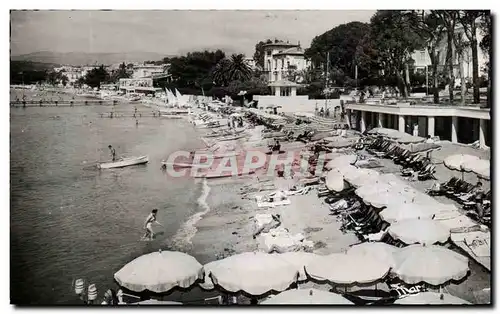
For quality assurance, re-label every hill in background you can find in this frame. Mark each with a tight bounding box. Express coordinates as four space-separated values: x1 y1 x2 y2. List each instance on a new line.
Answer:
11 51 171 66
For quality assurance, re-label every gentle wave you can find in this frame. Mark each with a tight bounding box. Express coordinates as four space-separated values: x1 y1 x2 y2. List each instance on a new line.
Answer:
170 178 211 250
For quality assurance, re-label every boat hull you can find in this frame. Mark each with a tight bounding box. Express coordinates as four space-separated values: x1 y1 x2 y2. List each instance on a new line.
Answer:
195 169 255 179
99 156 149 169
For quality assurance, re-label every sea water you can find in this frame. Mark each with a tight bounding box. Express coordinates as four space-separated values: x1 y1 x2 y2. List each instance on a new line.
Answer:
10 100 212 304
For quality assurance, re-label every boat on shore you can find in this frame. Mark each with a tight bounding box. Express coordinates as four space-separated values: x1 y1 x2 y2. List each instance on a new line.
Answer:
217 134 246 142
160 115 184 119
194 169 256 179
203 128 246 138
98 156 149 169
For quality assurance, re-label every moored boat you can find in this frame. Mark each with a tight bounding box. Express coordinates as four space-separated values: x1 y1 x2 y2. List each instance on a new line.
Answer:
99 156 149 169
217 134 246 142
194 168 256 179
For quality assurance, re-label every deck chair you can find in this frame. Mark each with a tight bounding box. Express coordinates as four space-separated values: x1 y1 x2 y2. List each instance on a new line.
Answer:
417 164 436 181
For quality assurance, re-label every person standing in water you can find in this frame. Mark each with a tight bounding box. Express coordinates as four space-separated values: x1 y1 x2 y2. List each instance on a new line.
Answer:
108 145 116 161
143 209 162 240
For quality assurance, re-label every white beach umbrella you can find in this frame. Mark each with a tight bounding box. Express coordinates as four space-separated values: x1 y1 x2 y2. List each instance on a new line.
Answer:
388 219 450 246
392 245 469 286
114 250 204 293
343 167 380 188
260 288 354 305
444 154 480 171
357 189 414 209
325 169 346 192
461 158 490 180
276 252 321 281
305 253 391 285
325 154 358 170
347 242 399 268
394 292 471 305
200 252 299 296
380 203 437 223
133 300 183 305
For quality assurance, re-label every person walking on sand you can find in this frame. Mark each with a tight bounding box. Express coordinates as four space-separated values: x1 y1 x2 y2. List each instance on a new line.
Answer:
142 209 162 240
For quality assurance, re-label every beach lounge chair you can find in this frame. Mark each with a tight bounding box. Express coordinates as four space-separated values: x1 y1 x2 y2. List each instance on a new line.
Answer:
400 166 414 177
393 149 411 164
399 153 418 168
431 177 459 196
360 229 389 242
331 199 362 215
444 179 465 197
417 164 436 181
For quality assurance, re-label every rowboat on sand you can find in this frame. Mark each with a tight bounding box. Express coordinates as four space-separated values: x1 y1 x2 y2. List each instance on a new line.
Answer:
194 169 256 179
99 156 149 169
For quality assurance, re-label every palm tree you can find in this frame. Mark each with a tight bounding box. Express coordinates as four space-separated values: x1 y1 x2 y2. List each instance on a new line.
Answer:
211 58 231 86
227 54 252 82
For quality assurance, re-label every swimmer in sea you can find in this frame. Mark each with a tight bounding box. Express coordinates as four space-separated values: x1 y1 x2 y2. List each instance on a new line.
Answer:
142 209 162 240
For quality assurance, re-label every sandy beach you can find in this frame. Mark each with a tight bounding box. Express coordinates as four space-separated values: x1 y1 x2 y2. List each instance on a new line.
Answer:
183 110 491 304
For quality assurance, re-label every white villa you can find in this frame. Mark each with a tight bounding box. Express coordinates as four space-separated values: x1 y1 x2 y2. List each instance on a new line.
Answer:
411 23 488 85
263 40 311 83
119 64 169 95
132 64 166 79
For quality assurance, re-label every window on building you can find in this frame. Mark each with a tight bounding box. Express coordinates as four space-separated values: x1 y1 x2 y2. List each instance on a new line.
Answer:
287 61 290 68
420 50 426 61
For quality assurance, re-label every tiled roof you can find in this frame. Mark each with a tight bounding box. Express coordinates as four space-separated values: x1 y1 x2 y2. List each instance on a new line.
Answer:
263 40 299 48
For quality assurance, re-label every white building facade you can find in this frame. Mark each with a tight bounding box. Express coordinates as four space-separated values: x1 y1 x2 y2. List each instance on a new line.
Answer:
263 40 310 83
132 65 166 79
411 24 489 85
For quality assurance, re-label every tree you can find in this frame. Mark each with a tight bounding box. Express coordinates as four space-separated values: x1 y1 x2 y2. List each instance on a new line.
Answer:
168 49 225 90
211 54 252 87
354 31 383 88
61 75 68 87
110 62 131 83
453 30 469 105
10 61 48 85
479 11 491 107
458 10 485 104
211 58 231 86
82 65 110 89
226 54 252 82
370 10 424 98
406 10 446 103
253 39 273 69
305 22 370 84
225 75 269 96
46 70 63 85
433 10 460 104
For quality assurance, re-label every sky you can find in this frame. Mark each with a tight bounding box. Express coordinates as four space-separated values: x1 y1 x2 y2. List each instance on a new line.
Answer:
10 10 375 57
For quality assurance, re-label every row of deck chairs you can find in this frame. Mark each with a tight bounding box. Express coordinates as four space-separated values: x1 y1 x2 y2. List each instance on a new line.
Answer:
366 138 436 181
316 184 394 243
427 177 491 227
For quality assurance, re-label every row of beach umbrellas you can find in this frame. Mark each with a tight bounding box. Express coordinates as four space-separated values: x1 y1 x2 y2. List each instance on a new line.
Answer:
324 155 465 245
113 246 470 304
444 154 490 180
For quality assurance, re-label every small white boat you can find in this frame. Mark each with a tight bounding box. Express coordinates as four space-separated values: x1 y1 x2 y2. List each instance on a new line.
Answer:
99 156 149 169
194 169 255 179
161 161 205 169
218 134 246 142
